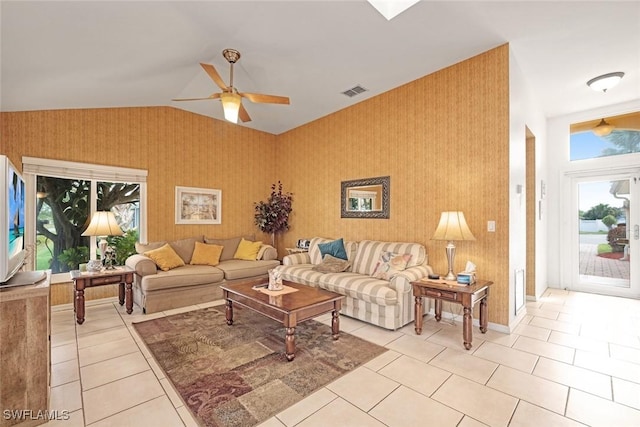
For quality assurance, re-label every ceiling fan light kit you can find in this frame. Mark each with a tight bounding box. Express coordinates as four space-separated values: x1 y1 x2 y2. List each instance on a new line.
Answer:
173 48 289 124
221 92 241 123
586 72 624 92
592 118 615 137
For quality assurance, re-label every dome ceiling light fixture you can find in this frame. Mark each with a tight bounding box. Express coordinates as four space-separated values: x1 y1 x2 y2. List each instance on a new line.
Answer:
586 72 625 93
592 118 615 137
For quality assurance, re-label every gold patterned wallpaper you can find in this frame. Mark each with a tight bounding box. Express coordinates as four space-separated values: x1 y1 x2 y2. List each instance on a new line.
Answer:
1 45 511 325
2 107 278 242
278 45 510 324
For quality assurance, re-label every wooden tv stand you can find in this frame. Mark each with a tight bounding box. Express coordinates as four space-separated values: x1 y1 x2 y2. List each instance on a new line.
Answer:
0 271 51 427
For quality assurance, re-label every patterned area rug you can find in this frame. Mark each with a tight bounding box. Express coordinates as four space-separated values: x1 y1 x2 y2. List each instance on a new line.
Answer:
133 305 387 427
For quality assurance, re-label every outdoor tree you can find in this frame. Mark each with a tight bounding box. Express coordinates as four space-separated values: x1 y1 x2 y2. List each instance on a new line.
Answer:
582 203 621 220
601 130 640 157
601 214 617 229
36 178 139 272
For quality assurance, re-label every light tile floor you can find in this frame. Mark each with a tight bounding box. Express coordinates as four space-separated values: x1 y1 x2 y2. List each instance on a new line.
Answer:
45 288 640 426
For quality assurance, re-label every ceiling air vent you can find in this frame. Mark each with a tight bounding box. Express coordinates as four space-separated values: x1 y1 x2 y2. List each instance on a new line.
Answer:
341 85 368 98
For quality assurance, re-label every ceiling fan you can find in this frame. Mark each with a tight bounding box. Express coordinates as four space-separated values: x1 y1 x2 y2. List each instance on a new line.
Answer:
173 48 290 123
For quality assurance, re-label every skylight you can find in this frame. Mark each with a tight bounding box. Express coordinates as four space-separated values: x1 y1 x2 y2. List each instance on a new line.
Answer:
367 0 420 20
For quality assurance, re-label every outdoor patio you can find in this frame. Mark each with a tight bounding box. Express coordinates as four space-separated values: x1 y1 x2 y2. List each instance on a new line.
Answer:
580 243 630 280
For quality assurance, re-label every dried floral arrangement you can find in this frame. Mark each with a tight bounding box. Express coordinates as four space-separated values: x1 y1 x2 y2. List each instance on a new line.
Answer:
254 181 293 245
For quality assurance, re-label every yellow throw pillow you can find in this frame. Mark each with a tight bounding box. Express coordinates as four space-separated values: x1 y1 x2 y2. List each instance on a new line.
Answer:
190 242 223 266
144 243 185 271
233 238 263 261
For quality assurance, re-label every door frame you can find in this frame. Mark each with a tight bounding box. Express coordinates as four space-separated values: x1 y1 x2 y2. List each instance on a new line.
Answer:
564 167 639 298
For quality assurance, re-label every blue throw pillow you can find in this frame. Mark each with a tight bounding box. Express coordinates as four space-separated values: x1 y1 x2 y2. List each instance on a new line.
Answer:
317 238 348 261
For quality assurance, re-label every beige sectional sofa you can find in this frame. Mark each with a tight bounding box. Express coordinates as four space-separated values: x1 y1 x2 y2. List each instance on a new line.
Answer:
277 237 433 330
125 235 280 313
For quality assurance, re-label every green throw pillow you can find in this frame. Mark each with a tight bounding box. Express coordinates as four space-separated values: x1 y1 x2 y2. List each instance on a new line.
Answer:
317 238 348 260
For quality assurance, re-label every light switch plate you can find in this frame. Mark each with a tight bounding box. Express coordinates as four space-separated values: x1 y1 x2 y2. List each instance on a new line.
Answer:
488 221 496 232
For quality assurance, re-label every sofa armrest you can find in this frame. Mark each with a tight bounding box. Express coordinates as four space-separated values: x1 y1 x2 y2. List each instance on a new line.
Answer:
259 245 278 261
125 254 158 277
389 264 434 294
282 252 311 265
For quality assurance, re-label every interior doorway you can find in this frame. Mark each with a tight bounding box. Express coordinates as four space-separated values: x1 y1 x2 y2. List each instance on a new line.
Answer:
525 127 536 304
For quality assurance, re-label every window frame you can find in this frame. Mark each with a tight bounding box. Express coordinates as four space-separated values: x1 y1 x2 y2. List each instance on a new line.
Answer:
22 157 147 283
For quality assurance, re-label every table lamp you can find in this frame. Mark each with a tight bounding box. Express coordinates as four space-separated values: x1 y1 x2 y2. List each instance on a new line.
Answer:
431 211 475 280
82 211 124 271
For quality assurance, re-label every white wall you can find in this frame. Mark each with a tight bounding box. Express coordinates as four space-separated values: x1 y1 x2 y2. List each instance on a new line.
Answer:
546 99 640 291
508 47 548 327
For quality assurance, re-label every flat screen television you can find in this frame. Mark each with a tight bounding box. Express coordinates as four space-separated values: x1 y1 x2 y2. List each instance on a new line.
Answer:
0 155 27 284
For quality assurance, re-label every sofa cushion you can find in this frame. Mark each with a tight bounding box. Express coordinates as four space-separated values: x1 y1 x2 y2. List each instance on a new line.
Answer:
317 273 398 306
317 238 348 260
216 259 280 281
352 240 426 276
190 242 223 266
312 254 351 273
140 264 224 292
233 238 263 260
135 240 166 254
169 236 203 264
144 244 185 271
204 235 255 261
276 264 324 287
371 252 412 280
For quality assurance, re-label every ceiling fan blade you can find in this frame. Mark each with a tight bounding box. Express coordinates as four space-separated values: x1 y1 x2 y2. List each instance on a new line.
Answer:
172 93 221 102
239 92 290 105
239 103 251 123
200 63 227 90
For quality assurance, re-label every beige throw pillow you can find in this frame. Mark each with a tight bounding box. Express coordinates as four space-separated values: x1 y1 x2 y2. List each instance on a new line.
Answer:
312 254 351 273
371 251 412 280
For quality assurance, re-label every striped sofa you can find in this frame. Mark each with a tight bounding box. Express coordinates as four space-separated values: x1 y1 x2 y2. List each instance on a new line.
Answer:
278 238 433 330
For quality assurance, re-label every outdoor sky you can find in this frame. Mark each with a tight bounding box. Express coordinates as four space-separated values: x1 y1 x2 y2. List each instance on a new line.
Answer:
571 131 626 212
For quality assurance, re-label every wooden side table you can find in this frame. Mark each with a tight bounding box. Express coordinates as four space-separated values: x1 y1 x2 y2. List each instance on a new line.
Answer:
70 266 134 324
410 279 492 350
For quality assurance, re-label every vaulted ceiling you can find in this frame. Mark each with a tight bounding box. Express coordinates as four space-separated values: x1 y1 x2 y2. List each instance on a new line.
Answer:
2 1 639 135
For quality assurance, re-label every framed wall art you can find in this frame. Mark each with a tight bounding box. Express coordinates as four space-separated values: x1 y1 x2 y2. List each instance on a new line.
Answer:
175 186 221 225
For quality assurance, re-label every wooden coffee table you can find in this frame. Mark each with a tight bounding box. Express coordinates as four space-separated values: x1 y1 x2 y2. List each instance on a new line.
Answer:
221 278 344 361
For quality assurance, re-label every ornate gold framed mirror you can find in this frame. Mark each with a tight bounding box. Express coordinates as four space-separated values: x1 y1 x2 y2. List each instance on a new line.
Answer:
341 176 390 219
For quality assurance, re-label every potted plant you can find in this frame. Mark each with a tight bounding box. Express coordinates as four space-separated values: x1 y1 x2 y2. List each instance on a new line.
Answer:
254 182 293 246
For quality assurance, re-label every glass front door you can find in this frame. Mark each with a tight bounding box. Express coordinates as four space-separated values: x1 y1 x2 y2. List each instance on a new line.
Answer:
572 172 639 297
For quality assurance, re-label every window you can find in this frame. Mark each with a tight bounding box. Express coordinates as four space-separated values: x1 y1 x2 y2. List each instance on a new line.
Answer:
570 130 640 161
570 111 640 161
23 158 147 281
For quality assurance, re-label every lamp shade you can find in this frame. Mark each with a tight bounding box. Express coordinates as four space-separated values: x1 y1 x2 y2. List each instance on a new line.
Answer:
220 92 241 123
431 211 475 241
82 211 124 237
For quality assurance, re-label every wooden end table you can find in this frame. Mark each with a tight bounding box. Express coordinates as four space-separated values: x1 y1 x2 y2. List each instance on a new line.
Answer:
70 266 134 324
410 279 492 350
221 278 344 361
